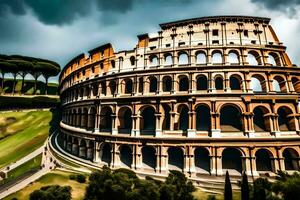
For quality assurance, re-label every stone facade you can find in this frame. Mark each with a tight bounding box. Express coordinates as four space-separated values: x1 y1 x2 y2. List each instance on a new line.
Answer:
58 16 300 178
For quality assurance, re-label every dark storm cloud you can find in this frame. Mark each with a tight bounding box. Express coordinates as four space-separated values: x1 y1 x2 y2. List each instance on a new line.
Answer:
0 0 189 26
251 0 300 17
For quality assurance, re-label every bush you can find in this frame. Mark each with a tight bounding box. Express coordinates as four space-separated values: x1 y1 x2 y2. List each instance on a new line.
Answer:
29 185 71 200
76 174 86 183
69 174 76 180
207 195 216 200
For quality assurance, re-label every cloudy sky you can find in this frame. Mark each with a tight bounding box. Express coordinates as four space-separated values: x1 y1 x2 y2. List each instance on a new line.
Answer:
0 0 300 82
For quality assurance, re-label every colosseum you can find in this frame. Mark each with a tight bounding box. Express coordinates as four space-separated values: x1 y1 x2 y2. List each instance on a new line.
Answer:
56 16 300 180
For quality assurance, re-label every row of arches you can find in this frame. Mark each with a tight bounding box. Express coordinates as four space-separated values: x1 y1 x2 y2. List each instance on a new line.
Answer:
62 104 298 134
133 50 284 66
62 73 300 104
61 135 300 174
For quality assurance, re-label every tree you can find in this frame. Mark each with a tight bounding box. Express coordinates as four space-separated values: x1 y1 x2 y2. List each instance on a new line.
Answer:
29 185 72 200
6 61 19 95
272 172 300 200
224 171 232 200
38 61 60 95
250 178 272 200
241 172 249 200
0 61 13 94
11 60 33 94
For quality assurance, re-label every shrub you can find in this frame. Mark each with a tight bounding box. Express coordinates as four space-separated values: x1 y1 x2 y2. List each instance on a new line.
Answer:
29 185 71 200
76 174 86 183
69 174 76 180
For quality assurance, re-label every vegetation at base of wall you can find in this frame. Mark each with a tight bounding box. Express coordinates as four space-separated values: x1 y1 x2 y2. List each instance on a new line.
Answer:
84 167 196 200
3 170 88 200
69 174 86 183
0 110 53 168
0 79 58 95
0 96 60 110
0 154 42 185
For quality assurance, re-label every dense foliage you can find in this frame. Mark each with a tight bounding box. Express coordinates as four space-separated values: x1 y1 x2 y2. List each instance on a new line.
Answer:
29 185 71 200
224 171 232 200
0 54 60 95
0 96 59 110
84 166 195 200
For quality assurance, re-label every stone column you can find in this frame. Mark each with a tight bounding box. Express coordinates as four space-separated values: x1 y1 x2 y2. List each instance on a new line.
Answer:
187 111 196 137
93 141 100 163
155 113 163 137
111 113 118 135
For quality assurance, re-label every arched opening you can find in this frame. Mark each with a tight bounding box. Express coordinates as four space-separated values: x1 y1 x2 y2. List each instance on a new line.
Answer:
164 54 173 65
162 104 171 130
215 77 223 90
251 75 266 92
72 138 79 156
92 83 98 97
118 107 132 134
109 81 116 95
87 141 94 161
81 108 88 128
220 105 242 132
268 53 281 66
194 147 210 174
100 81 106 95
196 52 206 64
76 109 82 127
178 52 188 65
142 146 156 170
140 106 156 135
138 77 143 93
150 55 158 66
230 75 242 90
278 107 295 131
120 145 132 168
100 107 112 132
124 79 133 94
79 140 87 158
248 51 261 65
273 76 287 93
88 107 96 130
101 143 112 166
283 148 299 171
130 56 135 66
292 77 300 93
163 76 172 92
168 147 184 171
228 51 239 64
222 148 243 174
253 106 270 132
179 76 189 91
255 149 274 172
197 75 208 91
178 105 189 131
196 105 211 131
212 51 222 64
149 76 157 93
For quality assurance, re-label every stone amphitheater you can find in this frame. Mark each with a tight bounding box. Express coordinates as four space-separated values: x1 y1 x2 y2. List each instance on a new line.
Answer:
55 16 300 184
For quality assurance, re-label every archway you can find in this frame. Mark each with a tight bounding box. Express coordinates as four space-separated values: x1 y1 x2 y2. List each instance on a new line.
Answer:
228 51 239 64
142 146 156 170
248 51 261 65
100 107 112 132
212 51 222 64
196 105 211 131
164 54 173 65
88 107 96 130
178 105 189 131
81 108 88 128
222 148 243 174
179 76 189 91
283 148 299 170
101 143 112 166
278 107 295 131
194 147 210 174
196 52 206 64
197 75 208 91
162 104 171 130
149 76 157 93
292 77 300 93
163 76 172 92
255 149 274 172
118 107 132 134
79 140 87 158
215 77 223 90
253 106 270 132
178 52 188 65
230 75 242 90
140 106 156 135
72 138 79 156
109 81 116 95
168 147 184 171
251 74 266 92
120 145 132 168
124 79 133 94
220 105 242 132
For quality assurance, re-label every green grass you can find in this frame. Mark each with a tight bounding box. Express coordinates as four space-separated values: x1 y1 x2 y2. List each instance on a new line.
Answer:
4 170 88 200
193 189 241 200
0 154 42 185
7 154 42 180
0 110 52 168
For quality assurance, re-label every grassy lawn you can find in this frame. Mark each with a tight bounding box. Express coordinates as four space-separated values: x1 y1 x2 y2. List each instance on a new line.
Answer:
4 170 88 200
193 189 241 200
0 110 52 168
6 154 42 181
